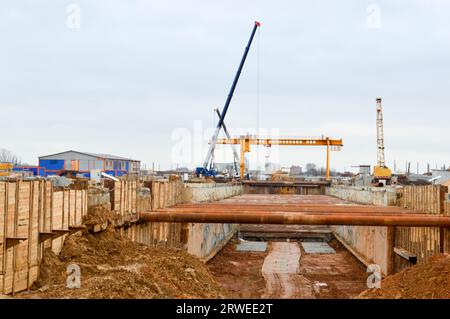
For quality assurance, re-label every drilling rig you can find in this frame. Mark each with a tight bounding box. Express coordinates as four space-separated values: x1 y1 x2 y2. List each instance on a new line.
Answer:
373 98 392 185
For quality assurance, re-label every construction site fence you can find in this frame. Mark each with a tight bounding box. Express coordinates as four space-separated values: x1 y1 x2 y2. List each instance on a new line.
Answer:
329 184 449 275
395 185 449 272
0 178 186 295
0 180 88 294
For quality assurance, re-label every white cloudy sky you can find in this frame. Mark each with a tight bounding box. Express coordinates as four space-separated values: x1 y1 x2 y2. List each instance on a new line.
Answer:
1 0 449 172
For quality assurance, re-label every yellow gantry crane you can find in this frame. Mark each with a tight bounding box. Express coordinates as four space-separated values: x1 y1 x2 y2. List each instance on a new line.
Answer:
216 135 343 180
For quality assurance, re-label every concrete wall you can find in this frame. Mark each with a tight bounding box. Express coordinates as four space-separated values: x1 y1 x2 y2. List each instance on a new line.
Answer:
182 183 242 203
326 185 397 206
327 185 398 275
184 183 243 261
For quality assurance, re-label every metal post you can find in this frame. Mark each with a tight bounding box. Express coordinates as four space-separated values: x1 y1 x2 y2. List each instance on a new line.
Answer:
240 139 246 179
326 139 330 181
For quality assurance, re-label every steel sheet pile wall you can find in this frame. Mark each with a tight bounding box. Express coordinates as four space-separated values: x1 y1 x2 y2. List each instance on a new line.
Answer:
0 181 87 294
395 185 447 272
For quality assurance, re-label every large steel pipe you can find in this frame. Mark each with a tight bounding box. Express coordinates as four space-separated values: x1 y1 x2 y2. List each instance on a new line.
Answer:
162 206 427 215
140 211 450 227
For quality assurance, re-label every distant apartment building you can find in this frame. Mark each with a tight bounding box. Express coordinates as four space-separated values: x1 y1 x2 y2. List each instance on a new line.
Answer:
289 165 302 176
38 150 140 177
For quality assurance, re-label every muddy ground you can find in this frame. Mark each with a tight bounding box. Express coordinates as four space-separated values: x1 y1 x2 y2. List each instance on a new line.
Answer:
207 238 267 298
358 254 450 299
207 237 368 299
17 227 225 299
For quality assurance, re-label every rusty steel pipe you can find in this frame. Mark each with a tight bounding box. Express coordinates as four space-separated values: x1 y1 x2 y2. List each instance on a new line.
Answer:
140 211 450 227
161 206 426 215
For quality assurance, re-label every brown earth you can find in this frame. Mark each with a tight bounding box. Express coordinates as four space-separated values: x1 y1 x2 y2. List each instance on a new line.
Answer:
298 239 368 299
207 237 369 299
17 226 225 299
207 239 267 298
358 254 450 299
83 205 121 226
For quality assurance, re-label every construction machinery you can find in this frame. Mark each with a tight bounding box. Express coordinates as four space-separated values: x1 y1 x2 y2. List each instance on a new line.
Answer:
215 135 343 180
0 163 13 177
214 108 240 176
373 98 392 185
196 21 260 177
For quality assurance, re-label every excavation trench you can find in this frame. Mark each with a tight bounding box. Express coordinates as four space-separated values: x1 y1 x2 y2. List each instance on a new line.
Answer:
206 225 369 299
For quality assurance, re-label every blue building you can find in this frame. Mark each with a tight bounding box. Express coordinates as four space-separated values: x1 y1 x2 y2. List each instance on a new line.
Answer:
38 150 140 177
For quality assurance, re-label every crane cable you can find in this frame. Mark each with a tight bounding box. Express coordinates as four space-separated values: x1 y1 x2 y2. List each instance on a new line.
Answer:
256 26 261 168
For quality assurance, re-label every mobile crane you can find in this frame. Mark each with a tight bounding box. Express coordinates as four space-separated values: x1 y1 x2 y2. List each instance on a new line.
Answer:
196 21 260 177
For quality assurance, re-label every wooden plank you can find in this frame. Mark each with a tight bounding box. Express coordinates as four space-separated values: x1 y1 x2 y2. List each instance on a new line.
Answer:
0 183 5 280
394 247 417 264
13 181 31 294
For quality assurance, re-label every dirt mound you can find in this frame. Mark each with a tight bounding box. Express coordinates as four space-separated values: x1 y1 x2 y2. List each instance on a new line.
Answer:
83 205 120 226
19 227 225 299
357 254 450 299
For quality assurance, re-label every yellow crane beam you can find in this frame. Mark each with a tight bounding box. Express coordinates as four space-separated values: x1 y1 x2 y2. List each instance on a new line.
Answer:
215 136 343 180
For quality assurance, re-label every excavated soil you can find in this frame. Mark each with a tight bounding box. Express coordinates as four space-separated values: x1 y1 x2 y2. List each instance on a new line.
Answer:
83 205 122 226
358 254 450 299
17 227 225 299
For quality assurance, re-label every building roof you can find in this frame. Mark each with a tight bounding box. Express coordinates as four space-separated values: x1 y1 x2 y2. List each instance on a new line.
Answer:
39 150 139 162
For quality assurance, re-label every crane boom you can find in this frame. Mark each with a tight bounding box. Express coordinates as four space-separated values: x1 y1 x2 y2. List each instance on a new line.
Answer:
197 21 260 176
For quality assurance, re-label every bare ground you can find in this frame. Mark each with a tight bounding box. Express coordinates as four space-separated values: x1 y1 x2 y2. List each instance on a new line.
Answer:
207 237 368 299
17 227 225 299
358 254 450 299
207 238 268 298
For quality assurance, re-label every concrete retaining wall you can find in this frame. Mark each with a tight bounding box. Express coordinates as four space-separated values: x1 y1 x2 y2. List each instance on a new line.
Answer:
326 185 397 206
182 183 243 203
184 183 243 261
327 185 398 275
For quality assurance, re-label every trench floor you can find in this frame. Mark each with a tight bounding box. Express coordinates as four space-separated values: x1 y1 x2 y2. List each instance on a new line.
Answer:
206 225 368 299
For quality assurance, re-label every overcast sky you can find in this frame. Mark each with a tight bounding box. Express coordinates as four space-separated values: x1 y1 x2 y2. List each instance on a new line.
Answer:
1 0 449 172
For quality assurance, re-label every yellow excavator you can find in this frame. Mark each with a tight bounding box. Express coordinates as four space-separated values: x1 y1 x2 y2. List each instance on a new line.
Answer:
373 98 392 185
